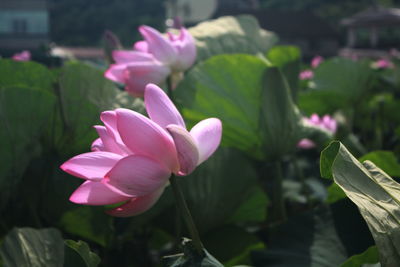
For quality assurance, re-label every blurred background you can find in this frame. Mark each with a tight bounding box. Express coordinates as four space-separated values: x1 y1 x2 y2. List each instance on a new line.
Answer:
2 0 400 61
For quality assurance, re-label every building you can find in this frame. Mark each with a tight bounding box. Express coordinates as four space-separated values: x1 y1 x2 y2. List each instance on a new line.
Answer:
0 0 49 52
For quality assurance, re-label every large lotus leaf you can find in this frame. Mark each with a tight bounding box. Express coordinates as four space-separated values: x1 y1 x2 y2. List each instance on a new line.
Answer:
266 45 301 102
54 61 135 155
0 228 64 267
299 58 373 115
327 150 400 204
340 246 379 267
251 206 347 267
64 240 100 267
0 59 55 92
259 67 303 160
175 54 303 160
320 141 400 266
174 54 266 159
189 15 278 62
226 186 268 224
0 87 56 210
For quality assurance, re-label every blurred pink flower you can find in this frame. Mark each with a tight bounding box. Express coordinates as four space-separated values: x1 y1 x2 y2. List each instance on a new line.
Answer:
371 58 394 69
298 114 337 149
61 84 221 217
299 69 314 80
12 50 31 61
105 26 196 97
311 55 323 68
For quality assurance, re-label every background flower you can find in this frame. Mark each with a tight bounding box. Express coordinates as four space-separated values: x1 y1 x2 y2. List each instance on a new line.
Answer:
105 26 196 97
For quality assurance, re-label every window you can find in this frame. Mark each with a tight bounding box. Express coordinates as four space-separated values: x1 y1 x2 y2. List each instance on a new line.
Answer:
12 19 27 33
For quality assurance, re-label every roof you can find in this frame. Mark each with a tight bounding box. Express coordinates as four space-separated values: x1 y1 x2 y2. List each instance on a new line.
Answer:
50 46 104 59
341 6 400 27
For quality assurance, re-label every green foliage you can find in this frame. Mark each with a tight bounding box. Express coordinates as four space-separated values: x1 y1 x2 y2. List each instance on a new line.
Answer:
359 151 400 177
175 54 304 160
0 228 100 267
251 206 348 266
59 207 113 247
176 148 266 233
54 62 123 154
203 226 264 266
175 54 266 158
260 67 303 160
227 186 268 224
320 141 400 266
0 228 65 267
162 239 224 267
299 58 373 115
0 86 56 209
189 15 278 63
0 60 55 92
340 246 379 267
266 45 301 101
64 240 101 267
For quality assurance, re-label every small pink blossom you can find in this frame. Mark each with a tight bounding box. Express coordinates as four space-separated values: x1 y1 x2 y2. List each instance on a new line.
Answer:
371 58 394 69
61 84 221 217
311 55 323 68
12 50 31 61
299 69 314 80
298 114 337 149
105 26 196 97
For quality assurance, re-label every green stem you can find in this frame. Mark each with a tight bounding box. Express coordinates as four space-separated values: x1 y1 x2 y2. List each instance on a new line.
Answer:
293 158 311 206
271 161 287 223
170 174 204 255
54 80 69 133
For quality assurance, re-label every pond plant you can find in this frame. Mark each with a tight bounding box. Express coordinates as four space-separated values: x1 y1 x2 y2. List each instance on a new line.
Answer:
1 15 400 267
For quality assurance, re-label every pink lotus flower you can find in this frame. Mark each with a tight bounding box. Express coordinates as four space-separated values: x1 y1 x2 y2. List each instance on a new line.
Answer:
298 114 337 149
299 69 314 80
61 84 221 217
311 55 323 68
371 58 394 69
12 50 31 61
105 26 196 97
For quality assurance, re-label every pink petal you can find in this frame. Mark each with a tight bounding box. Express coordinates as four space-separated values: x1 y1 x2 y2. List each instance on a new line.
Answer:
104 64 126 83
123 61 171 97
106 186 165 217
133 40 149 52
91 138 104 151
189 118 222 165
104 155 170 197
60 151 123 181
115 108 179 171
139 25 177 64
309 114 320 124
94 126 128 155
166 125 199 176
297 138 316 149
112 50 154 63
169 28 197 71
144 83 185 129
100 112 132 154
69 180 130 205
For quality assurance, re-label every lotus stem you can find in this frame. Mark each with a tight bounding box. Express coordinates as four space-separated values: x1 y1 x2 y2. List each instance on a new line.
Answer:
170 174 204 255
